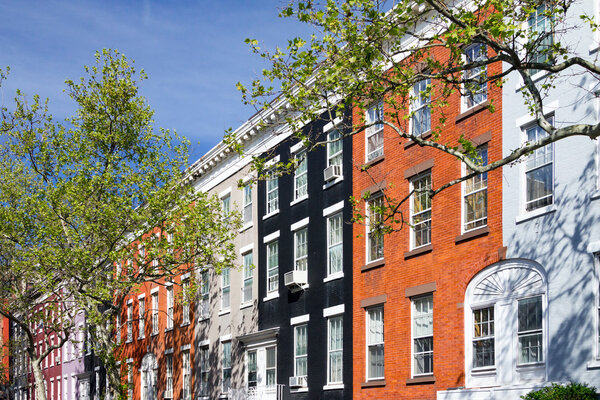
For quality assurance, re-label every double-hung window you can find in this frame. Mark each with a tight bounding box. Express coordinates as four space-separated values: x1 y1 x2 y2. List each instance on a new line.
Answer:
126 303 133 342
182 279 190 325
464 43 487 109
182 350 191 400
366 101 384 161
294 325 308 381
222 341 232 393
528 3 554 70
463 146 488 231
518 296 543 364
200 271 209 319
266 346 277 386
243 184 252 225
151 292 159 335
221 194 231 221
412 294 434 376
166 286 174 330
242 251 253 304
366 195 384 262
411 79 431 136
221 268 231 311
247 350 257 389
199 346 209 397
525 122 553 211
327 213 343 276
116 314 121 344
267 240 279 294
126 362 133 400
410 172 432 248
366 306 384 380
473 307 495 368
327 128 343 168
294 150 308 200
328 316 343 384
266 169 279 215
165 354 173 399
294 228 308 272
138 297 145 339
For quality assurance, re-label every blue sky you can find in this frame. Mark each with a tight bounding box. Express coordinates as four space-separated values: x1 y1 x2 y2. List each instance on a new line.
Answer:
0 0 310 161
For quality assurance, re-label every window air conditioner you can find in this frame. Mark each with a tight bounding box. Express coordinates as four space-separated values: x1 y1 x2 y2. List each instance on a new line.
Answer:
289 376 307 388
323 165 342 182
284 270 308 292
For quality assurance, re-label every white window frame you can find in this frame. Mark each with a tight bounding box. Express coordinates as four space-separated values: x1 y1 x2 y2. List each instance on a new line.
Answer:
182 349 191 400
527 2 554 70
327 315 343 385
165 354 173 399
410 172 432 249
138 296 145 339
246 350 258 389
517 295 544 365
116 314 121 344
294 227 308 272
462 145 488 232
199 345 209 397
410 78 431 137
327 212 343 276
266 346 277 387
411 294 434 377
242 251 253 305
265 166 279 216
126 302 133 343
366 194 384 263
151 292 159 336
166 285 174 330
127 362 133 400
266 239 279 296
523 120 554 212
243 183 253 226
365 101 384 161
294 324 308 382
222 341 232 394
221 268 231 311
366 306 384 381
200 270 210 320
462 43 488 111
181 279 190 325
293 149 308 201
472 306 495 369
327 127 343 168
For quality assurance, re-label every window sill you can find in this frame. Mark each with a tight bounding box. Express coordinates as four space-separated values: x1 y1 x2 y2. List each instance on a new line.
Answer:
151 332 159 337
456 101 490 123
455 226 489 244
323 272 344 283
590 43 600 55
262 210 279 221
125 340 132 344
323 176 344 190
263 292 279 302
290 194 309 207
164 327 173 333
198 316 210 322
404 244 433 259
240 302 253 310
137 335 145 340
516 362 545 370
590 189 600 201
361 379 386 388
323 384 344 390
406 375 436 385
239 223 253 233
404 131 432 149
586 359 600 369
218 309 231 316
361 259 385 272
180 322 190 328
362 154 385 169
290 387 309 393
471 367 496 376
515 204 556 224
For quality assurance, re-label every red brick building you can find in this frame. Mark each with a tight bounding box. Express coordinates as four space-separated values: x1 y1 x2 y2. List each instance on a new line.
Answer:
352 45 505 398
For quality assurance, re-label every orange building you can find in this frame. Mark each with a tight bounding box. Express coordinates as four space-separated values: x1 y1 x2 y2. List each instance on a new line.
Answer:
352 44 505 399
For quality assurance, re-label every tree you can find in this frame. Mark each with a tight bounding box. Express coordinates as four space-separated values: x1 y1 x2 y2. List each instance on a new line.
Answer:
0 50 238 400
238 0 600 229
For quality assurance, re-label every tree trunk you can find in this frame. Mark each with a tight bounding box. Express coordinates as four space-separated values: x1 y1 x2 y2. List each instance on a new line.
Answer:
29 357 47 400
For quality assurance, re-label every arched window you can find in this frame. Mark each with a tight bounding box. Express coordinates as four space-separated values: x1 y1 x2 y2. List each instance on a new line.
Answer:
464 260 547 389
140 353 157 400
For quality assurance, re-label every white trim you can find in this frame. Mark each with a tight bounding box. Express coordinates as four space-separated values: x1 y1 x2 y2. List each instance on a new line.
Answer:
165 348 174 355
291 217 310 231
137 294 145 299
515 100 559 127
290 194 309 206
263 230 280 243
180 344 191 351
218 309 231 316
239 222 254 232
242 174 254 184
198 339 210 347
150 287 160 294
323 201 345 217
127 299 133 305
239 243 254 254
262 210 280 220
165 281 173 287
181 272 191 281
323 117 343 133
290 142 304 153
263 293 279 302
323 304 345 317
588 241 600 254
220 334 232 342
323 176 344 190
290 314 310 326
323 384 345 390
126 358 133 363
264 155 281 168
323 272 344 283
515 204 557 224
218 187 232 199
240 302 253 310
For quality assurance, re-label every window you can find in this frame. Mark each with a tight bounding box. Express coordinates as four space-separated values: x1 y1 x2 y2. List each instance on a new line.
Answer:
294 228 308 272
366 101 384 161
366 306 384 380
116 314 121 344
294 325 308 380
327 128 343 167
182 279 190 325
166 286 174 330
518 296 543 364
410 172 432 248
221 268 230 311
151 292 159 335
328 316 343 384
528 2 554 69
222 341 232 393
243 184 252 225
294 150 308 200
266 346 277 387
200 271 210 319
473 307 495 368
126 303 133 342
267 241 279 294
266 169 279 215
412 295 433 376
410 79 431 136
138 298 145 339
247 350 257 389
127 362 133 400
464 43 487 109
525 123 553 211
242 252 253 304
327 213 343 276
366 195 384 262
221 194 231 222
463 146 488 231
182 350 191 400
199 346 209 397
